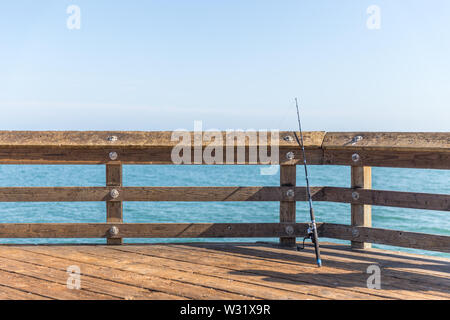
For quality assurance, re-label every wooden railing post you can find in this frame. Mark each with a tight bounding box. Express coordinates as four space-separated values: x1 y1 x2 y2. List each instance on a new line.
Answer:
351 166 372 249
280 165 296 247
106 163 123 245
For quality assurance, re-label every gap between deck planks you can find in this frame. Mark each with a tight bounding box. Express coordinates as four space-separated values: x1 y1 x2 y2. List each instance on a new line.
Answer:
0 242 448 300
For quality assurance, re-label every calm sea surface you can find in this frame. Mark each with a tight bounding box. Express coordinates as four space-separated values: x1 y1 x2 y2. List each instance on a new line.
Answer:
0 165 448 258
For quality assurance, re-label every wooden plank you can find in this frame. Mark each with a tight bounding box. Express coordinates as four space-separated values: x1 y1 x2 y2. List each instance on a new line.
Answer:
0 130 324 165
107 246 383 300
24 245 375 300
0 131 326 148
323 149 450 169
106 164 122 245
0 256 179 300
320 223 450 253
3 243 448 300
0 223 313 238
322 187 450 211
0 186 446 211
189 243 449 299
351 166 372 249
8 246 244 300
0 131 448 167
297 242 450 289
280 165 296 247
0 147 323 165
2 147 446 167
322 132 450 152
0 268 114 299
17 246 289 300
0 186 323 202
0 285 51 300
65 246 315 300
114 244 442 300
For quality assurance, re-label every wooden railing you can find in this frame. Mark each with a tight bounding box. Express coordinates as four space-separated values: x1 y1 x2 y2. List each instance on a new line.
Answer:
0 131 448 253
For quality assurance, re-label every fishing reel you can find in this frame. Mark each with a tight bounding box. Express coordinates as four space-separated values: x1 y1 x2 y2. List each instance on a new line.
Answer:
296 224 316 251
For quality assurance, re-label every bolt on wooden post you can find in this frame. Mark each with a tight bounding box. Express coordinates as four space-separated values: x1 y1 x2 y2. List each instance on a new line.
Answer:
351 166 372 249
280 165 296 247
106 163 123 245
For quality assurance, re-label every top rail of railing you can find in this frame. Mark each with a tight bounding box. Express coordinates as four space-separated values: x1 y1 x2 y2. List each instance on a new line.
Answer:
0 131 448 168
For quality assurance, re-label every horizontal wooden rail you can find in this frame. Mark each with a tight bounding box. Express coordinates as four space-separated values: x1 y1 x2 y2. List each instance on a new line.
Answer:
0 223 311 239
1 221 448 253
0 148 322 165
0 186 447 211
319 223 450 253
0 131 448 168
321 187 450 211
0 186 315 202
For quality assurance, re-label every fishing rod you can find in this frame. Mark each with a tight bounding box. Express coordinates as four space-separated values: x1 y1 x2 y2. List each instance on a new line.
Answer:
293 98 322 267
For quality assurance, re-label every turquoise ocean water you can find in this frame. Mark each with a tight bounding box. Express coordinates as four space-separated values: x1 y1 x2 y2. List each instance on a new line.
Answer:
0 165 448 258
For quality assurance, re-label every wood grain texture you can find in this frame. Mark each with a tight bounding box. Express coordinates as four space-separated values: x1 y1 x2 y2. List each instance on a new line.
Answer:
323 149 450 169
351 166 372 249
0 186 321 202
322 132 450 152
0 243 448 300
0 147 324 165
321 187 450 211
0 186 446 211
280 166 296 247
0 131 447 168
320 223 450 253
0 223 312 239
0 131 326 148
106 164 122 245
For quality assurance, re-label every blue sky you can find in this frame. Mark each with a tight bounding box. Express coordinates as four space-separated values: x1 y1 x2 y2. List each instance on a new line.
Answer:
0 0 449 131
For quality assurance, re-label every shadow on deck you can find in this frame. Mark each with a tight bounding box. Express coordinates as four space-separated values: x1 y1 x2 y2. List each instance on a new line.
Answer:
0 242 448 300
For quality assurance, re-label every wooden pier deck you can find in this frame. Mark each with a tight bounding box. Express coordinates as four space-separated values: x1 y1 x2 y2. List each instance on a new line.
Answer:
0 242 448 300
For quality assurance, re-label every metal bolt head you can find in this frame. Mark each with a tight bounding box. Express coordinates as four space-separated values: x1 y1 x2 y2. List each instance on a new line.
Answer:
286 152 295 160
285 225 294 236
109 226 119 237
109 151 118 161
352 153 360 162
352 191 360 200
283 135 294 142
110 189 120 199
352 135 363 145
352 228 359 237
286 189 295 198
107 135 118 142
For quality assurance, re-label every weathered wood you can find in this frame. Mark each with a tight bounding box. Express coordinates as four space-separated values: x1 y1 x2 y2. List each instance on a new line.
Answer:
0 243 448 300
145 244 449 299
280 165 297 247
0 131 324 165
1 147 446 168
0 131 326 148
0 186 321 202
106 164 122 245
0 186 446 211
319 223 450 253
351 166 372 249
323 132 450 152
0 147 324 165
321 187 450 211
0 223 312 238
0 256 180 300
323 149 450 169
321 132 450 169
0 268 113 299
0 131 448 168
